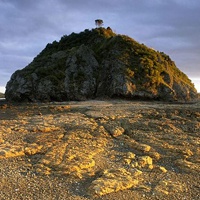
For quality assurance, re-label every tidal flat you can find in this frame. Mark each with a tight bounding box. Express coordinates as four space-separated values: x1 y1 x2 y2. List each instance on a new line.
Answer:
0 100 199 200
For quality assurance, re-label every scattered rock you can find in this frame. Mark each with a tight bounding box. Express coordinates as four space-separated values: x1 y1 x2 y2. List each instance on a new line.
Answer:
111 126 125 137
155 166 168 173
126 152 136 159
0 143 25 158
137 156 153 168
175 159 200 173
154 180 185 196
89 168 138 196
135 143 151 152
24 143 43 155
147 151 161 160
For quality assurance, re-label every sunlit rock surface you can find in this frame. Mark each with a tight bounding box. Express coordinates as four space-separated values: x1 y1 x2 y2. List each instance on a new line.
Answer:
0 100 199 199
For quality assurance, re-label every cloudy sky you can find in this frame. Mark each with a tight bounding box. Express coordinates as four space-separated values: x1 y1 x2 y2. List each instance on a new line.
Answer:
1 0 200 93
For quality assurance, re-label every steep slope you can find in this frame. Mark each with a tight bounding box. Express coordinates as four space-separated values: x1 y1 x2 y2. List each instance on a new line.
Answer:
5 27 198 102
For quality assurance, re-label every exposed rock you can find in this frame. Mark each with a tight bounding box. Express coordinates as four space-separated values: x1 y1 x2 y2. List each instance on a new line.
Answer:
126 152 136 159
0 143 43 158
110 126 125 137
135 143 151 152
24 143 43 155
175 159 200 173
89 168 139 196
35 127 108 178
0 143 25 158
123 152 136 165
137 156 153 168
64 45 99 100
153 166 168 173
154 180 185 196
0 101 199 199
5 28 198 102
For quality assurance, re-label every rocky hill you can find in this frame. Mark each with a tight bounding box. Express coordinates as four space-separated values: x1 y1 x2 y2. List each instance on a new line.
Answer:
5 27 198 102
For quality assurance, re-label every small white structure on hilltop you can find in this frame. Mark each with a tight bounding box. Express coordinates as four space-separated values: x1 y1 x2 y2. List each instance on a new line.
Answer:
95 19 103 27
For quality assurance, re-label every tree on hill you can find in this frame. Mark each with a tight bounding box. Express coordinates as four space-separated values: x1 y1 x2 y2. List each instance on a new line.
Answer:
95 19 103 27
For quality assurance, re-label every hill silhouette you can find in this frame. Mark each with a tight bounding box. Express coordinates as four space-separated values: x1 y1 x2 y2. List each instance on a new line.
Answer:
5 27 198 102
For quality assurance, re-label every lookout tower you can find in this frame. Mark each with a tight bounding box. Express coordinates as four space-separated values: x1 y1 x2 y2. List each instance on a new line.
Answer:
95 19 103 27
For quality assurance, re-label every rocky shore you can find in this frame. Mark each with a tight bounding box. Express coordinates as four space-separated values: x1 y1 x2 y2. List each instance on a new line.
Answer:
0 100 199 199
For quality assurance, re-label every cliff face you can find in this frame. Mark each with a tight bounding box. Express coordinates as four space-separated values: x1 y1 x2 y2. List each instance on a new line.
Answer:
5 27 198 102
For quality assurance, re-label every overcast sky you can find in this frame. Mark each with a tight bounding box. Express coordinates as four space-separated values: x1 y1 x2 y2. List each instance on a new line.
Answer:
1 0 200 93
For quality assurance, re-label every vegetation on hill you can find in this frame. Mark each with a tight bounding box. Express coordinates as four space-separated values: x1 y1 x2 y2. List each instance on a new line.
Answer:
5 27 197 102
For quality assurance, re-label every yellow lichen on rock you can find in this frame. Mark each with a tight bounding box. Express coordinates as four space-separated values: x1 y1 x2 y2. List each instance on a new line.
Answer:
24 143 43 155
111 126 125 137
89 168 138 196
137 156 153 168
0 144 25 158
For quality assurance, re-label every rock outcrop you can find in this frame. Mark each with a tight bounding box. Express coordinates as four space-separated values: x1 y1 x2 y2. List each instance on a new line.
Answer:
1 101 199 198
5 27 198 102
